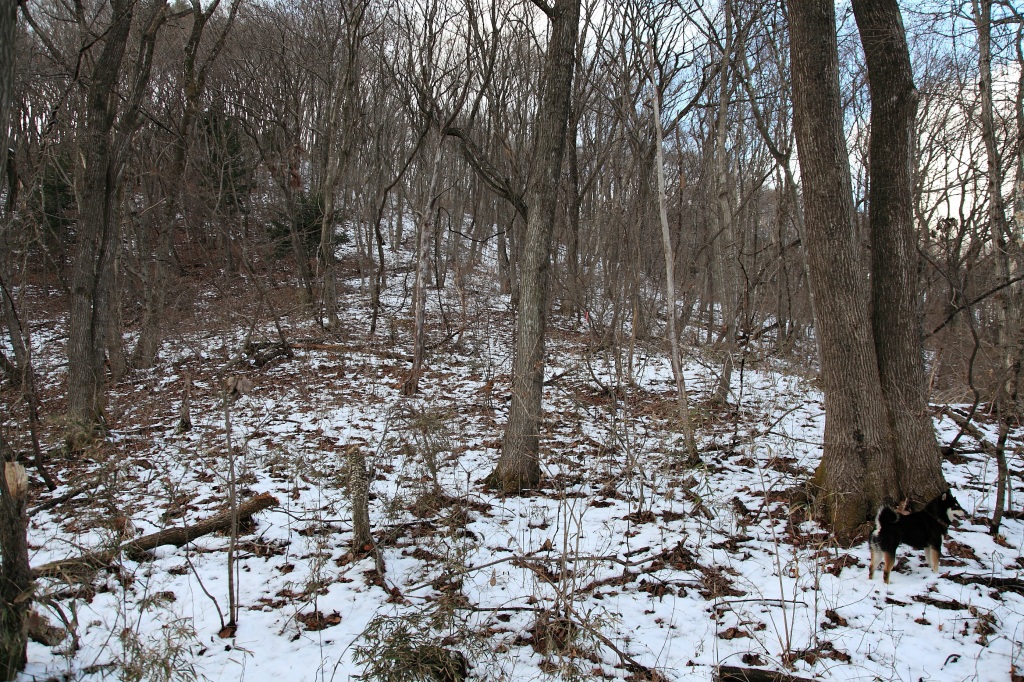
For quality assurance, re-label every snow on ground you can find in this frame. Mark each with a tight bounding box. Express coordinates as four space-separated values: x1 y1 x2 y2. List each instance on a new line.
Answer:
8 253 1024 682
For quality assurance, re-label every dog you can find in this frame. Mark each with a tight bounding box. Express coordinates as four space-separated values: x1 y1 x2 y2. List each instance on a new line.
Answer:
868 490 965 583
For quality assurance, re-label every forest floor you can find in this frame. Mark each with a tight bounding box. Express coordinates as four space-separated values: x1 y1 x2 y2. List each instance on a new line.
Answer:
5 245 1024 682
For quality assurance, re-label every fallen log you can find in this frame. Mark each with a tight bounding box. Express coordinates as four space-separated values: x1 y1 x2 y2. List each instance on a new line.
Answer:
33 493 280 579
715 666 816 682
939 407 999 456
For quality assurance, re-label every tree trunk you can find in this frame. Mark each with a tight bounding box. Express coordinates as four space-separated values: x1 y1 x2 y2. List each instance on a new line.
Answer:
318 4 364 330
0 463 29 680
972 0 1020 416
712 0 739 408
853 0 947 506
404 135 443 396
347 445 373 554
0 0 10 199
489 0 580 493
0 5 32 676
68 0 166 432
651 46 699 465
788 0 898 534
32 492 280 578
66 0 137 429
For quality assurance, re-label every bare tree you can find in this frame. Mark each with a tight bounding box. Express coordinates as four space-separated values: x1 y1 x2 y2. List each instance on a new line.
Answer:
853 0 947 506
317 0 370 330
650 45 698 464
788 0 898 533
67 0 167 431
131 0 242 369
487 0 581 492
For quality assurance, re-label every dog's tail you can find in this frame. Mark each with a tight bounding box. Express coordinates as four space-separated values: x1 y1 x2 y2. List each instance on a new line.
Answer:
872 506 900 537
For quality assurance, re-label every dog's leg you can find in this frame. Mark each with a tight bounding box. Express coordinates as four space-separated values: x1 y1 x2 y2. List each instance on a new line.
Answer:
869 544 878 580
883 552 895 584
927 546 939 572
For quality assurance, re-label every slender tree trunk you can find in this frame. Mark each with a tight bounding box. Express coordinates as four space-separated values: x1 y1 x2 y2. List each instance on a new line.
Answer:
319 5 364 330
489 0 581 492
0 0 10 198
650 46 699 465
853 0 947 505
972 0 1020 416
404 135 443 396
497 215 512 294
712 0 739 407
288 194 315 308
788 0 898 534
0 275 57 491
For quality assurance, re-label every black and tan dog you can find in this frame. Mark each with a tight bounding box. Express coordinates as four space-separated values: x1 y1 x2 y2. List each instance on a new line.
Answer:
868 491 966 583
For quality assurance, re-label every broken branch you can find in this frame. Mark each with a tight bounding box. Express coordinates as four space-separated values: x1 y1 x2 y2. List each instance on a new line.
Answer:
33 492 279 579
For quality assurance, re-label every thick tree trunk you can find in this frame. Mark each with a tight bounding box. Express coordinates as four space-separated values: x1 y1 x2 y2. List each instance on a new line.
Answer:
346 445 373 554
66 0 136 429
788 0 898 534
68 0 166 430
489 0 580 493
853 0 947 506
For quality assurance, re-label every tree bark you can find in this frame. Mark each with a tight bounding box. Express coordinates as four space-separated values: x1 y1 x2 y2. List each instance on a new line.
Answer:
853 0 947 506
67 0 135 428
971 0 1021 417
318 0 366 331
788 0 898 533
346 445 373 554
0 0 10 198
489 0 581 493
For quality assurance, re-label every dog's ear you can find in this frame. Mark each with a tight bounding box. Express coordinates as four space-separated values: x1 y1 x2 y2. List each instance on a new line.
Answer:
941 492 948 501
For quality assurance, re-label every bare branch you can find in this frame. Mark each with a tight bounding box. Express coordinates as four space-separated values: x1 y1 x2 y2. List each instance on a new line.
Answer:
529 0 556 19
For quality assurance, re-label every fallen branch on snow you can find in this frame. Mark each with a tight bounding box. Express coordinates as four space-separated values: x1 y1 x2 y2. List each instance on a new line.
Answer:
33 492 280 579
